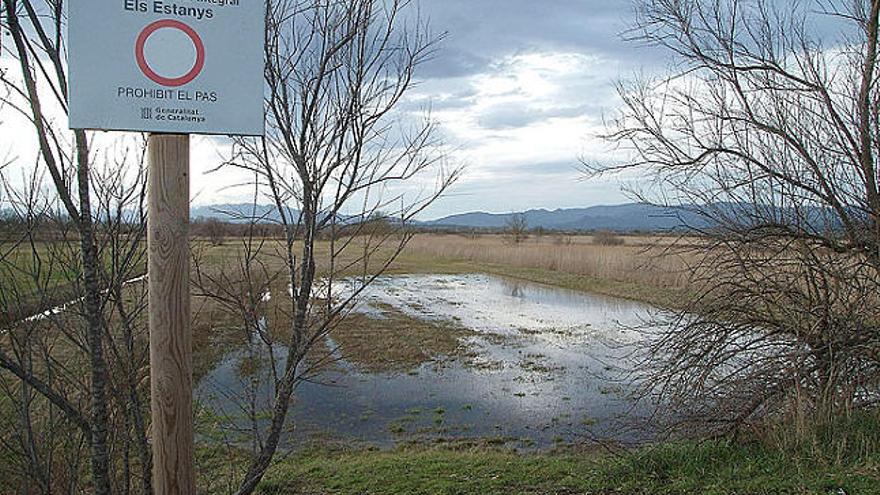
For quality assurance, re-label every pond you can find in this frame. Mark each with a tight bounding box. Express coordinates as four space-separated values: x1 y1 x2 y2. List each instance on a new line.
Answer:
196 273 664 450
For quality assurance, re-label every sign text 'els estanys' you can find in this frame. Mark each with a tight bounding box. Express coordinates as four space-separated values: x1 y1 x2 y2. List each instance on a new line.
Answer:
69 0 263 135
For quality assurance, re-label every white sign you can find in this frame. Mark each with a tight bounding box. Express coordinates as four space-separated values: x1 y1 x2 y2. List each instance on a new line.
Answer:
69 1 264 136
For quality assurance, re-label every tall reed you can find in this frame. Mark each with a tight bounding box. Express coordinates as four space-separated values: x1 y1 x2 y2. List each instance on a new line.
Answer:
405 234 696 290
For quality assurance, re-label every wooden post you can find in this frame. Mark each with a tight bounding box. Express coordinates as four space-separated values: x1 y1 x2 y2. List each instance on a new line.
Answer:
148 134 195 494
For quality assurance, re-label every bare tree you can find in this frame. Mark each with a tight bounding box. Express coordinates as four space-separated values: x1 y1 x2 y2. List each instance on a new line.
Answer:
192 0 459 493
0 2 152 493
595 0 880 438
504 213 529 244
198 218 229 246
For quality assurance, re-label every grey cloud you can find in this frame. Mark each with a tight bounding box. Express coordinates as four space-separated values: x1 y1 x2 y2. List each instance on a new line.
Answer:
417 0 663 80
477 103 597 130
398 85 478 114
428 88 479 109
478 104 542 130
421 164 629 218
420 48 492 79
503 160 582 177
412 1 857 217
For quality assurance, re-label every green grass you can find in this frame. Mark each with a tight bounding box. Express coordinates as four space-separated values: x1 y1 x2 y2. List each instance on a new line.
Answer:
0 239 147 324
249 409 880 493
254 440 879 495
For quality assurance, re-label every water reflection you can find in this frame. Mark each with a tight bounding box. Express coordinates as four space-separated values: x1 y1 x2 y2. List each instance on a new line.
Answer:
502 279 526 299
196 274 665 449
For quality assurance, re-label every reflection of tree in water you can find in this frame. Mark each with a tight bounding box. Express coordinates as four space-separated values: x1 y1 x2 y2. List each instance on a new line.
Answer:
502 280 526 299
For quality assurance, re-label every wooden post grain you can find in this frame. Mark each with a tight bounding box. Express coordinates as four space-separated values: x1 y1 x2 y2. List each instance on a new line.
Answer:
148 134 195 495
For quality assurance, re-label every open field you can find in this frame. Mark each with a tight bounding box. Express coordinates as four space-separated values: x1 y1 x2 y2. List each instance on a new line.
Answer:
1 232 694 321
2 233 879 494
190 235 878 494
396 234 697 309
0 237 147 325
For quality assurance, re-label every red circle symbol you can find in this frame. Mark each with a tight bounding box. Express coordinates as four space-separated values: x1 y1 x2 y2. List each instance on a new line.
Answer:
135 19 205 87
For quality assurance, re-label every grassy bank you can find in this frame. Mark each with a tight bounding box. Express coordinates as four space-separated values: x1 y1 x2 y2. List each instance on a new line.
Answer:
448 261 688 310
1 233 690 322
396 234 696 310
195 412 880 494
250 440 878 494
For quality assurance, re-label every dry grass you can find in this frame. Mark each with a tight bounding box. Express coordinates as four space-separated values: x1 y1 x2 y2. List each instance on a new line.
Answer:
331 303 478 374
404 234 697 293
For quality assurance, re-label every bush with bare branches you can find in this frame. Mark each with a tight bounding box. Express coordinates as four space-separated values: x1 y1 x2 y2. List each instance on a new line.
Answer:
504 213 529 244
1 2 152 493
595 0 880 440
592 231 624 246
197 1 459 493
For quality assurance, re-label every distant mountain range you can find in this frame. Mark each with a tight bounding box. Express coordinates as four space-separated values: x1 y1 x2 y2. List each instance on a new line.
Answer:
191 203 299 223
422 203 710 232
191 203 709 232
1 201 837 233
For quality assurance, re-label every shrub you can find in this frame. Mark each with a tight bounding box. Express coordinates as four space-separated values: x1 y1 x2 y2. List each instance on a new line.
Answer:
593 231 624 246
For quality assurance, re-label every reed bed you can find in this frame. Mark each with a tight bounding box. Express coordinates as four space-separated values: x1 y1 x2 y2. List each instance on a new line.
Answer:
404 234 698 291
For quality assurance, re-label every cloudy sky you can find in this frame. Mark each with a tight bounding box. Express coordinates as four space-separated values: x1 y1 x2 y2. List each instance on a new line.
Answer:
202 1 664 218
399 0 663 218
1 1 669 219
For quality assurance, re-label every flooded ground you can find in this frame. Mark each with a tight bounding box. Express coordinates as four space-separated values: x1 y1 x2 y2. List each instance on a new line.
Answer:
196 274 664 450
